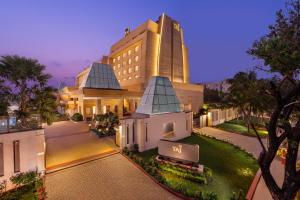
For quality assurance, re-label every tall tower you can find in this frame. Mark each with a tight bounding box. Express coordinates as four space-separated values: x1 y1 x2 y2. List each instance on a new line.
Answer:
157 14 190 84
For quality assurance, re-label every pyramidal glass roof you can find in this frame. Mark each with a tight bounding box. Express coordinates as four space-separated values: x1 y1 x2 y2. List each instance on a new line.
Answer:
79 62 121 89
135 76 181 115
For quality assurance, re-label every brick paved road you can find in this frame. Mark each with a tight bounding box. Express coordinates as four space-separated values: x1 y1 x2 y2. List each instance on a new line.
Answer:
45 153 179 200
45 121 119 168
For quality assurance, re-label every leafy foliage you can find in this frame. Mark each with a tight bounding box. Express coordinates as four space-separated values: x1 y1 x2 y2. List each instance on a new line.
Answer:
245 1 300 199
0 55 57 126
71 113 83 122
95 112 119 135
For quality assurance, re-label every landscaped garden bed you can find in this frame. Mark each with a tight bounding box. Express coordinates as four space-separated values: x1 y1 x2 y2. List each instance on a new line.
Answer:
123 133 259 199
0 171 45 200
215 118 268 138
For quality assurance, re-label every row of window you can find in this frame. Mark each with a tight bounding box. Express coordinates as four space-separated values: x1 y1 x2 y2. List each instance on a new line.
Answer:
117 66 139 76
114 65 139 73
113 46 139 63
117 75 140 82
0 141 20 176
113 56 139 70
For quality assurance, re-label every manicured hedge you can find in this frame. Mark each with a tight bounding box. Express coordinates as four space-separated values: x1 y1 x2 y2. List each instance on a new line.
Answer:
71 113 83 122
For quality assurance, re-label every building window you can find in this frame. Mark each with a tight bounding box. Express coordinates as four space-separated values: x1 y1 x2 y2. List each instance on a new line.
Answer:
135 56 139 62
117 56 120 61
13 140 20 173
163 122 175 139
113 66 116 70
135 65 139 71
123 70 126 75
122 61 126 67
129 77 132 80
118 64 120 69
135 75 139 78
118 71 121 76
126 125 129 144
128 50 132 55
135 46 139 52
0 143 3 176
128 59 132 65
129 68 133 73
113 58 116 63
132 123 135 143
123 53 126 58
186 119 188 131
145 123 148 142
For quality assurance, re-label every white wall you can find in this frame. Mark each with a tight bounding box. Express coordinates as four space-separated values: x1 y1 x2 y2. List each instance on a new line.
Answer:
210 108 238 126
119 112 192 152
0 129 45 190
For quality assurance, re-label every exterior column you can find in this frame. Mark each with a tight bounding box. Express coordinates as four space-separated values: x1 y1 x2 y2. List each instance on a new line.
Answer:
137 119 145 152
95 99 99 115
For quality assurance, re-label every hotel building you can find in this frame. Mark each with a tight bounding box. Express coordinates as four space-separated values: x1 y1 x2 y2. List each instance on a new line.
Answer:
60 14 203 119
102 14 203 113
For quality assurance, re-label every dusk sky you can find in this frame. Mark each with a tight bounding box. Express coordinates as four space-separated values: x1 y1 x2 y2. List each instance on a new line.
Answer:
0 0 285 87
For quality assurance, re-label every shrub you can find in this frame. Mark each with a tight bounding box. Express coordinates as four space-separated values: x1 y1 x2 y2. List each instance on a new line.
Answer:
0 180 6 196
204 167 213 183
205 192 218 200
71 113 83 122
10 171 37 187
123 147 129 155
133 144 139 152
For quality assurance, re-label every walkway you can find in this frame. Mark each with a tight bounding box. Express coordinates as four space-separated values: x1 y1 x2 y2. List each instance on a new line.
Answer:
45 153 179 200
45 121 119 169
195 127 284 200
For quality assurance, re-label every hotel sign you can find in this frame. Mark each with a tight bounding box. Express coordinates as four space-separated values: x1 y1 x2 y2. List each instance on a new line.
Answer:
158 140 199 163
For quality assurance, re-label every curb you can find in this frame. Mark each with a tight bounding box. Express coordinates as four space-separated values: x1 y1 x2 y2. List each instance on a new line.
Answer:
121 153 193 200
245 169 262 200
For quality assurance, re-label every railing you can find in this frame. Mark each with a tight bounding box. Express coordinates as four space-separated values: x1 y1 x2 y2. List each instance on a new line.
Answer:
0 116 42 134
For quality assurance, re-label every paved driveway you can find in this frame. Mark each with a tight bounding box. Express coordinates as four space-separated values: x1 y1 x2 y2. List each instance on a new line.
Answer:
46 154 179 200
45 121 119 169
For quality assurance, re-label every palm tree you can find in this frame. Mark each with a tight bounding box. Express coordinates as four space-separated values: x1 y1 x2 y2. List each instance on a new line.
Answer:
0 55 57 127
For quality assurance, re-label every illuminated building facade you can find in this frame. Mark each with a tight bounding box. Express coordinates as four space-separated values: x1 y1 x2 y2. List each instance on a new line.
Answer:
103 14 203 112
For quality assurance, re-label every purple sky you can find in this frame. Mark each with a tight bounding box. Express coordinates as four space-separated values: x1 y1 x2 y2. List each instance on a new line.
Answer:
0 0 285 87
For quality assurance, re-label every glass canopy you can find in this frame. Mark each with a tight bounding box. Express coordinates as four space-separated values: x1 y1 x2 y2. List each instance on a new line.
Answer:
79 62 121 89
136 76 181 115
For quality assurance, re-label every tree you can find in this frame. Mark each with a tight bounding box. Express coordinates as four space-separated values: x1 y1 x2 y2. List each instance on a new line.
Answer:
0 55 57 127
224 71 271 132
204 88 223 104
0 79 10 116
247 1 300 199
95 112 119 135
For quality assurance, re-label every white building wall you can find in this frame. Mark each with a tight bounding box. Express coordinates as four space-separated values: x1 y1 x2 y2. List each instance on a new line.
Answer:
144 112 192 151
120 112 192 152
0 129 45 190
210 108 239 126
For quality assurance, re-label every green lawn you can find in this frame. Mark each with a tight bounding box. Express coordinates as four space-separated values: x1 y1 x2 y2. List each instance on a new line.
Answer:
216 119 268 138
136 134 259 199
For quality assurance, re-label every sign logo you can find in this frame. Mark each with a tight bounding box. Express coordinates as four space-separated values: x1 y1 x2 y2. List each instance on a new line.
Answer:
173 23 180 31
158 140 199 163
172 145 182 154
